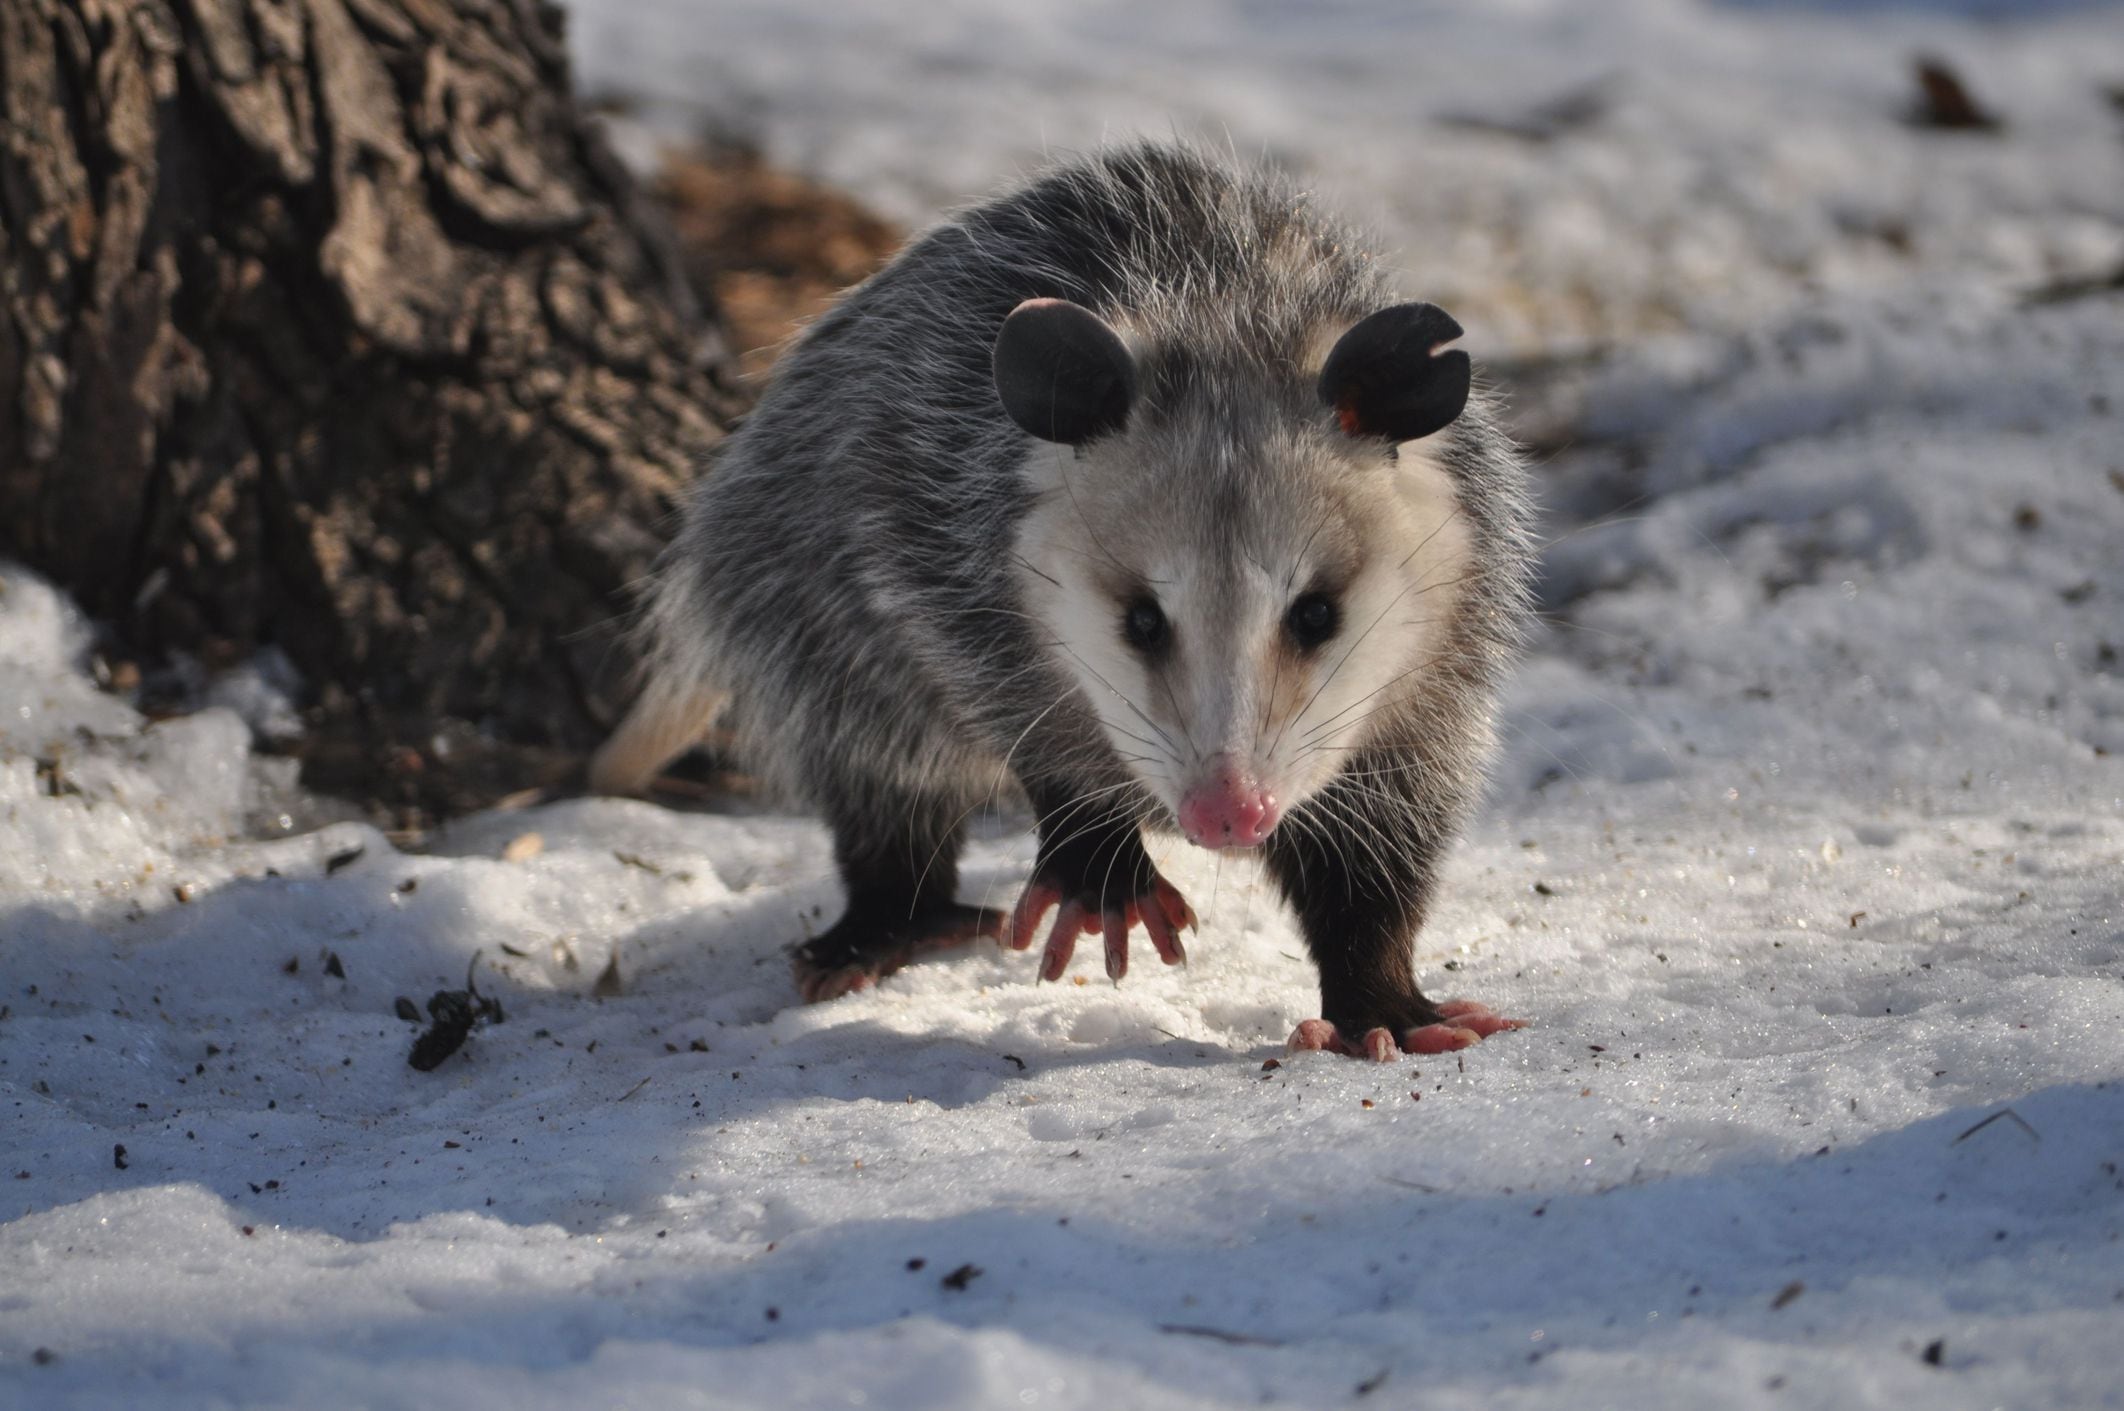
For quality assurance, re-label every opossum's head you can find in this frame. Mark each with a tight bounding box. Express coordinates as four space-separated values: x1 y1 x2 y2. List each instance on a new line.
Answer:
998 298 1478 849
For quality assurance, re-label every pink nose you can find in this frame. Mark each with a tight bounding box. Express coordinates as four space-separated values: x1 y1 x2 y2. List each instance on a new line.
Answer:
1178 763 1280 848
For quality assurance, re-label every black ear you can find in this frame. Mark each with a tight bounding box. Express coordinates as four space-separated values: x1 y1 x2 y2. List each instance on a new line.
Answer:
993 298 1137 445
1317 302 1472 443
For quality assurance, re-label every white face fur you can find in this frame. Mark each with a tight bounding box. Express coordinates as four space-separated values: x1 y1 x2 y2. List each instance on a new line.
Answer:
1011 418 1475 832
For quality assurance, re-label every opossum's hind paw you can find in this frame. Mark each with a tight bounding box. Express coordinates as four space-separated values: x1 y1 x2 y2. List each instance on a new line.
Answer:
1007 870 1197 983
1288 1001 1527 1062
792 903 1009 1003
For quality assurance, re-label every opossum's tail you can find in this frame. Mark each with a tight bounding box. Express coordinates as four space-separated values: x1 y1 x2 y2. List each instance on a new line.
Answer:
587 674 727 797
590 536 730 798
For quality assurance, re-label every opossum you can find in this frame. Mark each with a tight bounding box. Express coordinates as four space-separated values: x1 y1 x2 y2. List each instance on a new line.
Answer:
593 143 1535 1060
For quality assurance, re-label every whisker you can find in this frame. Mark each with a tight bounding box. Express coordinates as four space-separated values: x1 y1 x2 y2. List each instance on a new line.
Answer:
1050 641 1182 756
1297 639 1483 746
1275 519 1474 757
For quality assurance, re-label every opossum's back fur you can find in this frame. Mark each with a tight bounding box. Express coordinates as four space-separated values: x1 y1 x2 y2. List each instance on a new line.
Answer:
639 143 1533 829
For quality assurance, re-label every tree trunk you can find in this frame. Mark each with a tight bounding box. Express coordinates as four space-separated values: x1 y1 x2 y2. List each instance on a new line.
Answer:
0 0 744 820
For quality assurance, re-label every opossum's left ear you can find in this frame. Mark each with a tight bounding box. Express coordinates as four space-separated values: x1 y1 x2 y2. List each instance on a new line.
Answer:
993 298 1137 445
1318 303 1471 443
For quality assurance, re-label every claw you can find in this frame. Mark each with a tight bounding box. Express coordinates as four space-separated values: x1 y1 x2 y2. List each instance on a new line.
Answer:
1139 904 1186 967
1011 861 1196 982
1102 910 1130 981
1153 877 1198 934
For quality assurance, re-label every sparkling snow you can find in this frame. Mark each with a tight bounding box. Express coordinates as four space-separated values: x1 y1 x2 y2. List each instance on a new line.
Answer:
4 1 2121 1408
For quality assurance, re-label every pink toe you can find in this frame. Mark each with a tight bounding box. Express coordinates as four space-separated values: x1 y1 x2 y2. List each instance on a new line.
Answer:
1154 878 1198 933
1403 1024 1482 1054
1039 902 1088 981
1433 1000 1527 1037
1141 907 1185 966
802 968 872 1004
1009 883 1060 952
1361 1028 1400 1063
1288 1019 1342 1053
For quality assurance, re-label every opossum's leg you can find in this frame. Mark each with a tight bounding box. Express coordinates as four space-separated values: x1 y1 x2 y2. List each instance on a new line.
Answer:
1265 773 1525 1062
1006 782 1197 983
792 806 1008 1003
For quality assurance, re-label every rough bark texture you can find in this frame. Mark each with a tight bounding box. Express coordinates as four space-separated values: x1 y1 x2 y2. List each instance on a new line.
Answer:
0 0 744 818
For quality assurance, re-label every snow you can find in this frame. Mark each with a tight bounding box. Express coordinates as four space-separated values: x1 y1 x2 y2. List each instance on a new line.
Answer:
5 1 2123 1408
569 0 2124 354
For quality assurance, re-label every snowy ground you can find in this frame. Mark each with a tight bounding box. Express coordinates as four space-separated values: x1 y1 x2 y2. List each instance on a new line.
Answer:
5 2 2123 1408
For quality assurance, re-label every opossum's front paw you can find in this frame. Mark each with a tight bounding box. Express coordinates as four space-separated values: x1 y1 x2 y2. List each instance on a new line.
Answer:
792 903 1009 1003
1007 868 1197 983
1288 1001 1527 1062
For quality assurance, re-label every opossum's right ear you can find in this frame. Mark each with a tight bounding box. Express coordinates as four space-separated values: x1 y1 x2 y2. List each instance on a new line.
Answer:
1318 303 1471 444
993 299 1137 445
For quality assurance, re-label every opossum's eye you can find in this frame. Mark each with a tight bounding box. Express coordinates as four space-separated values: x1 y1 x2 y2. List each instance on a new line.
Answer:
1286 593 1339 651
1122 597 1170 655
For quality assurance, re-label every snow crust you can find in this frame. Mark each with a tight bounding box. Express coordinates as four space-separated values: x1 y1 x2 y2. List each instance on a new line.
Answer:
5 2 2122 1407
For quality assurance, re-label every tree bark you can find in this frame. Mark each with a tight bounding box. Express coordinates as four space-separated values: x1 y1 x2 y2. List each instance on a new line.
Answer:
0 0 743 818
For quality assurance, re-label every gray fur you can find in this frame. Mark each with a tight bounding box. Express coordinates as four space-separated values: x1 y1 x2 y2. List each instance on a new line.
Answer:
619 143 1534 997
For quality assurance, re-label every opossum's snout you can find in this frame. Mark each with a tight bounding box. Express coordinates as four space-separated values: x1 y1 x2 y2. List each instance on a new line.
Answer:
1177 756 1280 848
